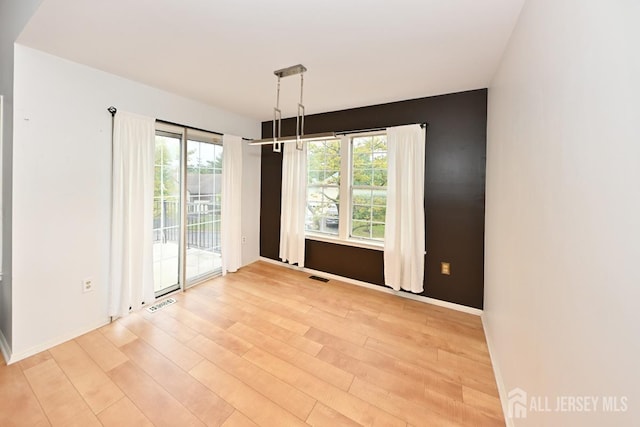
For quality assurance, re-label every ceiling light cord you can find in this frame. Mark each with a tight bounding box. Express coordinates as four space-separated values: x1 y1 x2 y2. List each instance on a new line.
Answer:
296 72 305 150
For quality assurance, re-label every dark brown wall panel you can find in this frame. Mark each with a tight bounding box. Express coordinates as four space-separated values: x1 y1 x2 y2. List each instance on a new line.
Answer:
305 241 384 285
259 89 487 309
259 144 283 258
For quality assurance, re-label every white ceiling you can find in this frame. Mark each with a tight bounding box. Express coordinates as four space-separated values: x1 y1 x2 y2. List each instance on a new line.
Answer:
18 0 524 121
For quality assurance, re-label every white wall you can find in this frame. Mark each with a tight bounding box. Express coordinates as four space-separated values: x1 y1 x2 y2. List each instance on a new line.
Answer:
485 1 640 426
0 0 44 360
11 45 260 361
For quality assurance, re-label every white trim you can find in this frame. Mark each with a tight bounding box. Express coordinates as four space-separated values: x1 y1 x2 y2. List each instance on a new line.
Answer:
185 270 221 289
482 314 513 427
305 233 384 251
338 135 350 240
6 318 110 365
258 257 482 316
0 327 10 365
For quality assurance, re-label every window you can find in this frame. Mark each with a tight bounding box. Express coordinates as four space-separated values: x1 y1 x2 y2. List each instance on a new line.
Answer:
305 132 388 246
185 134 223 281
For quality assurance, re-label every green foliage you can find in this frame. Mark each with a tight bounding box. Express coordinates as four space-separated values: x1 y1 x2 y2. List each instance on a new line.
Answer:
351 222 385 239
154 137 180 218
307 140 340 188
352 135 387 187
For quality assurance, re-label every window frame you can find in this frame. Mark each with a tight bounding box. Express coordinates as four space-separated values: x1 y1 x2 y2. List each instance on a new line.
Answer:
305 139 342 238
305 130 387 251
153 122 224 297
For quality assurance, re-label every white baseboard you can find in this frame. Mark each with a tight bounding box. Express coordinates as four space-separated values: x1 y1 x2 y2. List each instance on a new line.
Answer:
7 318 110 364
482 314 513 427
258 257 483 316
0 327 11 365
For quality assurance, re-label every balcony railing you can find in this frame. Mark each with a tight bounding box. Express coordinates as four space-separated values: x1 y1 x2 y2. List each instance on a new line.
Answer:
153 199 220 252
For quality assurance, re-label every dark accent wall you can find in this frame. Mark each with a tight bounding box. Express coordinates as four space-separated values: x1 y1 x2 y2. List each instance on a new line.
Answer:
259 89 487 309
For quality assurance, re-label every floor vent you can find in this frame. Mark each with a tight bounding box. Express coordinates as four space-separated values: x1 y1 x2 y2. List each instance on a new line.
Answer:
309 275 329 283
146 297 177 313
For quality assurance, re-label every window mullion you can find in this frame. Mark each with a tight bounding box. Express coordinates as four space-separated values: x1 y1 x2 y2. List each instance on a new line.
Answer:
338 135 350 240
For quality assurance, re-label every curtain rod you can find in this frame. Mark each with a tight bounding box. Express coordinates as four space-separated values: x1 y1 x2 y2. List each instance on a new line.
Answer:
107 106 252 141
156 118 222 137
250 123 429 146
334 123 427 136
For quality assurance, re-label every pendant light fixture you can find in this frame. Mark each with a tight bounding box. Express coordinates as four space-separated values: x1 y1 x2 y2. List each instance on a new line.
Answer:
249 64 335 152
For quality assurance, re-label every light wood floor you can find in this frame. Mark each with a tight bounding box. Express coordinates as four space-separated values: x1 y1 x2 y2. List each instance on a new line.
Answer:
0 261 504 426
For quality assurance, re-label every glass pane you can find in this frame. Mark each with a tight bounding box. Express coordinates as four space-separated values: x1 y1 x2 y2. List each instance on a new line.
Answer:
306 184 339 235
213 145 223 171
372 135 387 151
186 139 222 281
324 170 340 185
308 170 323 184
199 143 215 167
305 202 321 232
352 189 372 205
352 205 371 222
372 190 387 206
352 152 372 169
352 169 372 186
322 202 340 233
351 220 371 239
308 140 340 175
371 223 386 239
352 136 370 151
153 134 181 294
372 206 386 222
373 169 387 186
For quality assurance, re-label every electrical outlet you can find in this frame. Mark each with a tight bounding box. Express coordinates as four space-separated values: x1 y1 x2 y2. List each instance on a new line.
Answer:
82 277 94 293
241 236 247 244
441 262 451 275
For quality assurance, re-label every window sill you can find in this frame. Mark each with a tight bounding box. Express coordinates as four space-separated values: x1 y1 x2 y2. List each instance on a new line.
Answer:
305 233 384 251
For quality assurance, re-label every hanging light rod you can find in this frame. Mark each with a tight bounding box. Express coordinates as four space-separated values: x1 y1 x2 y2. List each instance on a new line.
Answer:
248 124 429 146
265 63 318 152
248 131 337 146
252 64 335 149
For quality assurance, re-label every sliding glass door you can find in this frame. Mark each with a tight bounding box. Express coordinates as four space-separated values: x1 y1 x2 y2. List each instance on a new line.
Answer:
153 124 222 296
186 134 223 282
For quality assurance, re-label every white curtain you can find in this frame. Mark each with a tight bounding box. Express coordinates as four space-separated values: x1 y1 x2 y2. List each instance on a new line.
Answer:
279 142 307 266
221 134 243 275
384 124 426 293
109 111 156 318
